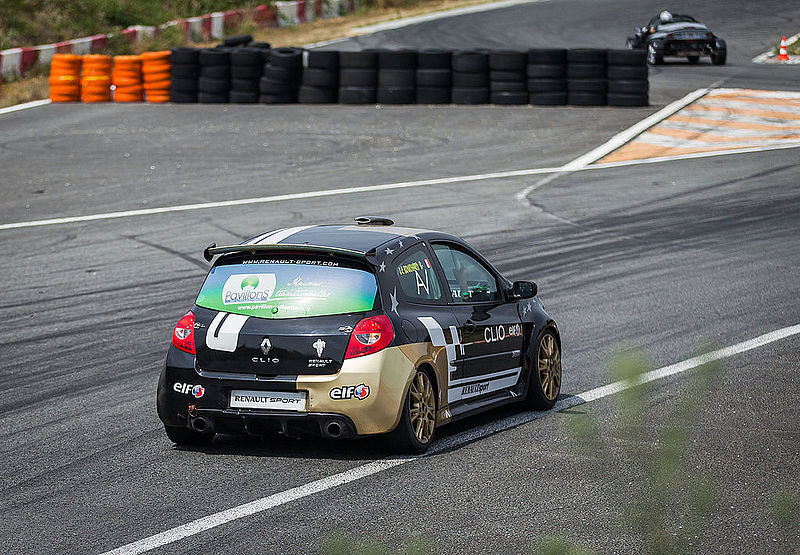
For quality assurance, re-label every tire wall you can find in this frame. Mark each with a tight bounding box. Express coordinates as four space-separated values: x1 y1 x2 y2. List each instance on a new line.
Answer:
56 47 649 107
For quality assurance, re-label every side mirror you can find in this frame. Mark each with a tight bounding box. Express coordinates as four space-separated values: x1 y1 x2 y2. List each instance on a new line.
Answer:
510 280 537 299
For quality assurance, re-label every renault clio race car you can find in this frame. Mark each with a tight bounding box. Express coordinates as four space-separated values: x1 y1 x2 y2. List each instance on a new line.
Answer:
157 217 561 453
626 11 727 65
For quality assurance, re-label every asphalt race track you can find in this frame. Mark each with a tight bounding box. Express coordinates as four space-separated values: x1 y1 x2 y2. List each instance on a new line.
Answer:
1 1 799 553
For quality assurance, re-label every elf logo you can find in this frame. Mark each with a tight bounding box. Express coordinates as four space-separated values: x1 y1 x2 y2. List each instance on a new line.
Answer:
173 382 205 398
329 384 370 400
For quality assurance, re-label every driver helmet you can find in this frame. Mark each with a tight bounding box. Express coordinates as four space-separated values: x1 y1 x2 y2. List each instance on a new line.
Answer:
659 10 673 23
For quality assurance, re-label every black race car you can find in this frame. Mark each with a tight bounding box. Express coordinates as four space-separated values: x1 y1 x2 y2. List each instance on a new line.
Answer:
157 217 561 453
626 10 726 65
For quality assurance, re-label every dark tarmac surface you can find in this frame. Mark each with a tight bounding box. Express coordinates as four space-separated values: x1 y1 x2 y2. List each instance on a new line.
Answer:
1 0 799 553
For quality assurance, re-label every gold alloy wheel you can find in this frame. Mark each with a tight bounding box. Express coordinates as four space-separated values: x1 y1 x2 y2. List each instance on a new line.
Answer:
408 371 436 443
537 333 562 401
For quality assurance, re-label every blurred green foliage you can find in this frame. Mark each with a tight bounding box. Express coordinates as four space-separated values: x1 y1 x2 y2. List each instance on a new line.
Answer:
0 0 260 49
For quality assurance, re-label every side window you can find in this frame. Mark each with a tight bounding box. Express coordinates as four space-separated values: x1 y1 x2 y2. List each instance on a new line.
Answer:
394 247 443 303
432 244 501 303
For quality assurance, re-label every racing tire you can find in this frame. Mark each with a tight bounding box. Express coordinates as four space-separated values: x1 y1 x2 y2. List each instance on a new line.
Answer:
269 48 304 70
522 330 562 410
171 64 199 78
567 63 606 79
230 48 263 65
377 87 415 104
452 71 489 88
389 368 436 454
451 87 489 104
528 48 567 65
527 63 566 78
199 49 230 66
490 70 526 81
200 66 230 79
527 78 567 93
378 50 417 69
169 90 197 103
250 41 271 50
490 91 529 105
259 92 297 104
607 79 648 94
607 65 648 80
567 48 606 64
452 51 489 73
491 80 527 92
197 92 230 103
171 47 199 65
416 87 450 104
229 90 259 103
223 34 252 47
298 85 337 103
231 78 259 92
607 49 647 65
647 43 664 65
338 86 377 104
170 77 198 92
567 78 607 93
259 78 292 95
607 92 648 107
302 68 339 87
568 91 607 106
416 69 451 87
339 68 378 87
712 48 726 65
263 65 296 81
417 49 451 68
529 91 567 105
687 55 700 64
231 65 262 79
164 425 214 446
378 69 415 87
339 51 378 68
489 50 527 70
198 77 230 94
307 50 340 69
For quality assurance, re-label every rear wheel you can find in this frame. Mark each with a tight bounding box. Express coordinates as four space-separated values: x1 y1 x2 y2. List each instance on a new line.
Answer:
712 50 727 65
164 425 214 446
390 369 436 453
523 330 562 410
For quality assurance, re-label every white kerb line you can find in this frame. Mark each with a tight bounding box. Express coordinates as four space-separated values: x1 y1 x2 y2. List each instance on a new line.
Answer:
101 322 800 555
0 98 51 116
515 86 714 203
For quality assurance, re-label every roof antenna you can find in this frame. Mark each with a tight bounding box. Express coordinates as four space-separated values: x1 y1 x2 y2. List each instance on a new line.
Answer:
354 216 394 226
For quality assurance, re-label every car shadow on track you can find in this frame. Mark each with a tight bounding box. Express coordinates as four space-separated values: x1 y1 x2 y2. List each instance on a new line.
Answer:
171 393 578 460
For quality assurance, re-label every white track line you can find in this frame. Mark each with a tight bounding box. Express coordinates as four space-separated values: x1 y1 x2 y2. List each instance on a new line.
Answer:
101 322 800 555
0 98 51 116
514 86 715 202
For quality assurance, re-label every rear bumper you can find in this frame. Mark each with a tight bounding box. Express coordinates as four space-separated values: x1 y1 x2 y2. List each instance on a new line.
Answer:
157 346 416 438
663 40 715 56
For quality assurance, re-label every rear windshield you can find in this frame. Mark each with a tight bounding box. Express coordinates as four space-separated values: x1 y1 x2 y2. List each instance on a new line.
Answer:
196 255 378 319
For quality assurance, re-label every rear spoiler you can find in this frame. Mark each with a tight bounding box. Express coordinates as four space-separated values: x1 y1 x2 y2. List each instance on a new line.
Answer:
203 242 366 262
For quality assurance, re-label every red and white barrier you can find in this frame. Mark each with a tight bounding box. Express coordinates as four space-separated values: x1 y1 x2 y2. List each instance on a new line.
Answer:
0 0 358 79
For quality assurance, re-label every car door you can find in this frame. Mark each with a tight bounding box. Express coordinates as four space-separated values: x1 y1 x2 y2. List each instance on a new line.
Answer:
430 242 523 404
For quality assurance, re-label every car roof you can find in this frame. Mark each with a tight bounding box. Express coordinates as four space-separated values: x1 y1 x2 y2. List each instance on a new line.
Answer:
205 223 461 260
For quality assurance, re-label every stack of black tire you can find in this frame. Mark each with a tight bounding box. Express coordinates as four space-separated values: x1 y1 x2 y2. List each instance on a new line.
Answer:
198 49 231 103
489 50 528 105
415 50 451 104
299 50 339 103
451 51 489 105
229 48 265 103
169 47 199 103
259 47 304 104
377 50 416 104
567 49 607 106
222 34 252 47
338 51 378 104
606 49 648 106
527 48 567 105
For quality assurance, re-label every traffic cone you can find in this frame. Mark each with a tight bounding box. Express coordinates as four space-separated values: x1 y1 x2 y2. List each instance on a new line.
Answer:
777 36 790 60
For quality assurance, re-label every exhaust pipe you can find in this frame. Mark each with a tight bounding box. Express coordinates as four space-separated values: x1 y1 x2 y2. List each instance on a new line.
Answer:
324 420 343 438
189 416 214 435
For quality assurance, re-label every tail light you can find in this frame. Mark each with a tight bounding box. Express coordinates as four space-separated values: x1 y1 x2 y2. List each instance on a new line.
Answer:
345 315 394 359
172 311 196 354
706 32 714 38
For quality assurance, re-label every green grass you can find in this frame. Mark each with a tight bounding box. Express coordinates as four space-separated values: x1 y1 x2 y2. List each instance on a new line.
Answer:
0 0 261 49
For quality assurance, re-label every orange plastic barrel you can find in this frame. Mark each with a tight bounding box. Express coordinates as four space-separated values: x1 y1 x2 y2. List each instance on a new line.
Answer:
113 55 143 102
141 51 171 103
81 54 112 102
